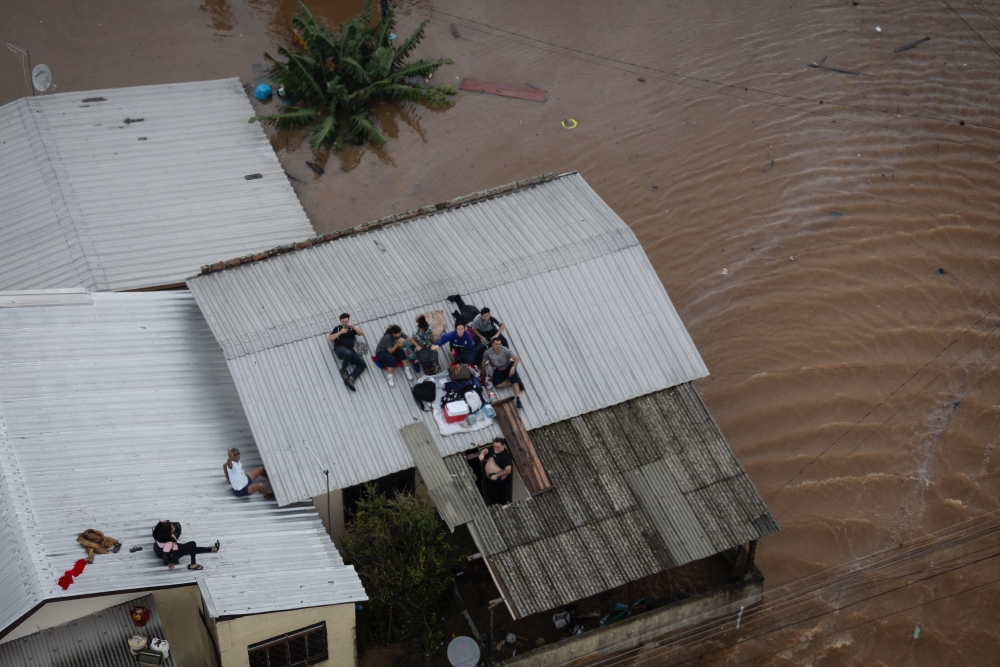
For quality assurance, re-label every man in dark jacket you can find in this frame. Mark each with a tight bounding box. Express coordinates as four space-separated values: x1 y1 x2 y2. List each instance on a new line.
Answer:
328 313 366 391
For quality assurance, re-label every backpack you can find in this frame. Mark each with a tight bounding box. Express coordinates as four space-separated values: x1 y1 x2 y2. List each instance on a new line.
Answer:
417 346 439 375
411 381 436 411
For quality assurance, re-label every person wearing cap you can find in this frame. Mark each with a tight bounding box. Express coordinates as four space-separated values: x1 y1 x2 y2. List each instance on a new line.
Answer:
224 448 273 499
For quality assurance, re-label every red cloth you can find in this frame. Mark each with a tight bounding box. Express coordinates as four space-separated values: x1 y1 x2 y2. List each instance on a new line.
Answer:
57 559 87 589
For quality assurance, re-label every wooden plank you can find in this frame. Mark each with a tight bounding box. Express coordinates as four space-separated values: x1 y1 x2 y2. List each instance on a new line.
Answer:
459 78 547 102
492 398 553 495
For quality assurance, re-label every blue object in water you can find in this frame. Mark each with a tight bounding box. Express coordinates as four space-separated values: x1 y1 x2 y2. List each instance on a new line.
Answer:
254 83 272 101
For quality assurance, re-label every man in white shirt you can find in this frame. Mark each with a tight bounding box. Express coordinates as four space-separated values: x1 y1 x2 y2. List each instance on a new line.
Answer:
224 448 273 499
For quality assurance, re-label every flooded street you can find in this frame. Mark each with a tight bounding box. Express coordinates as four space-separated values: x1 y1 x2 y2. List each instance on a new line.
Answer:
4 0 999 663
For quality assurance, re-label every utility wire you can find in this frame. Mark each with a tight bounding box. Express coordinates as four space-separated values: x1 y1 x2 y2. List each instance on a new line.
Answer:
576 510 1000 667
587 546 1000 667
415 4 1000 146
671 569 1000 667
771 315 999 519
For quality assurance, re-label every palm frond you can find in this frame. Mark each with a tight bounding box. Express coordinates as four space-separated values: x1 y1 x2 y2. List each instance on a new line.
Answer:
249 106 318 129
339 56 371 85
392 19 429 64
308 114 339 150
391 58 452 81
349 113 386 145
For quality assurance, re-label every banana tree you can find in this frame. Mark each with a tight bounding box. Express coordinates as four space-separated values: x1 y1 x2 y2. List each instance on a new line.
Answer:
251 1 456 149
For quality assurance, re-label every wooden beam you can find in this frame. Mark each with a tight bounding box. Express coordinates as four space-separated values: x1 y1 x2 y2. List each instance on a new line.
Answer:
492 398 552 495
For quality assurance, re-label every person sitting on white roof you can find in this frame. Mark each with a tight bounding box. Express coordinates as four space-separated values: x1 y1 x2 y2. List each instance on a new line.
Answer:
224 448 273 500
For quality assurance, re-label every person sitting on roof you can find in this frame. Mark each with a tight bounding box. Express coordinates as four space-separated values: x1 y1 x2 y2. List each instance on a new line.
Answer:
470 307 508 348
479 437 513 506
328 313 366 392
431 322 477 364
225 448 273 499
481 338 524 409
375 325 415 388
152 520 219 571
412 315 439 375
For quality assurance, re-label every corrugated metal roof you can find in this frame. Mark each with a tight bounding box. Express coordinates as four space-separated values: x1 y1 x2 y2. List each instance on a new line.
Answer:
0 79 315 292
199 567 366 618
400 424 475 531
187 173 709 504
0 594 175 667
444 384 777 618
0 288 94 307
0 292 365 637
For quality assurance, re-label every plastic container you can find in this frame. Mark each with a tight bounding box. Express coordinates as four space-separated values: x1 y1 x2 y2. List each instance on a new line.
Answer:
128 635 148 655
444 401 470 423
150 638 170 659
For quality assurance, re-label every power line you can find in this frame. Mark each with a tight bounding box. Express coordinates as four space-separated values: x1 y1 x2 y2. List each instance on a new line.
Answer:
588 541 1000 667
771 315 999 519
764 305 997 511
414 4 1000 149
575 510 1000 667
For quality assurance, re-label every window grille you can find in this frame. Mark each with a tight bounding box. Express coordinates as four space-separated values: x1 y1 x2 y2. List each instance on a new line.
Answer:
247 622 328 667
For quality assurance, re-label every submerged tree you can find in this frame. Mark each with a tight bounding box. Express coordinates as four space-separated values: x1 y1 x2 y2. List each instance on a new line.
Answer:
251 1 456 149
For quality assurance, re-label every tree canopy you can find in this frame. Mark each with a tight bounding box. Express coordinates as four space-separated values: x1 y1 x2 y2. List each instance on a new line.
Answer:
251 1 456 149
343 487 471 654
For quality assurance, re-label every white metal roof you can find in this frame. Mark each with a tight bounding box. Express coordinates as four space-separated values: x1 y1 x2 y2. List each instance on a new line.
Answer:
0 291 365 637
187 173 710 505
0 79 315 292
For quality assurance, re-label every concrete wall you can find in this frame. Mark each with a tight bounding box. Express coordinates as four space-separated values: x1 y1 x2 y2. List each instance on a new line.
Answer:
313 489 347 549
215 603 356 667
152 586 217 667
1 591 151 643
503 576 763 667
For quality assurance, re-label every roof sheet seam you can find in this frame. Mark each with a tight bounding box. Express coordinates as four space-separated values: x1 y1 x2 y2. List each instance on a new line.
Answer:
16 101 97 290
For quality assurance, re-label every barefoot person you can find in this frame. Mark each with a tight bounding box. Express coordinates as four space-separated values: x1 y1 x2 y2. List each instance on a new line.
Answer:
152 520 219 571
224 448 273 499
481 338 525 409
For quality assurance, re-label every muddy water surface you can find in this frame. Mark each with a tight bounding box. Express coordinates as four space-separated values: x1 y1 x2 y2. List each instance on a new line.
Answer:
4 0 999 664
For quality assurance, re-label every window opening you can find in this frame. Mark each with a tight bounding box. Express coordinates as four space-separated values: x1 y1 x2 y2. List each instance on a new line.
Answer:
247 621 328 667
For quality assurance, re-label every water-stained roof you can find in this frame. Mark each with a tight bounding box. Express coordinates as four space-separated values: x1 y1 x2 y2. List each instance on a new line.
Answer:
0 78 315 292
444 385 778 618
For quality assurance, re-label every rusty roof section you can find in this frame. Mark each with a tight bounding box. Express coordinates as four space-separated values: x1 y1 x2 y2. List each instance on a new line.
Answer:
197 172 562 276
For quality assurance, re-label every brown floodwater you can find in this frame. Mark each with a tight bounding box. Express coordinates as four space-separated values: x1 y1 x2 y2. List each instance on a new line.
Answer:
4 0 999 663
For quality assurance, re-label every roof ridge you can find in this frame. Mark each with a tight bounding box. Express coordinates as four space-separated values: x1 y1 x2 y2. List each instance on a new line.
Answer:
195 171 571 277
15 99 101 290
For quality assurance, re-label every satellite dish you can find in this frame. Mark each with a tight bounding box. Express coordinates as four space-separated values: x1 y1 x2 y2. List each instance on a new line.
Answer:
32 64 51 92
446 636 480 667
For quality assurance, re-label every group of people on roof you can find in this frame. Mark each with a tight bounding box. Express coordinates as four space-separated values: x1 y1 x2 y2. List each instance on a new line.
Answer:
326 304 525 408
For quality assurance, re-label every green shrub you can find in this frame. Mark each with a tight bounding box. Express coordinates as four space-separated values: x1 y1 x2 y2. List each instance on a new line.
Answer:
343 487 470 655
251 1 456 149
